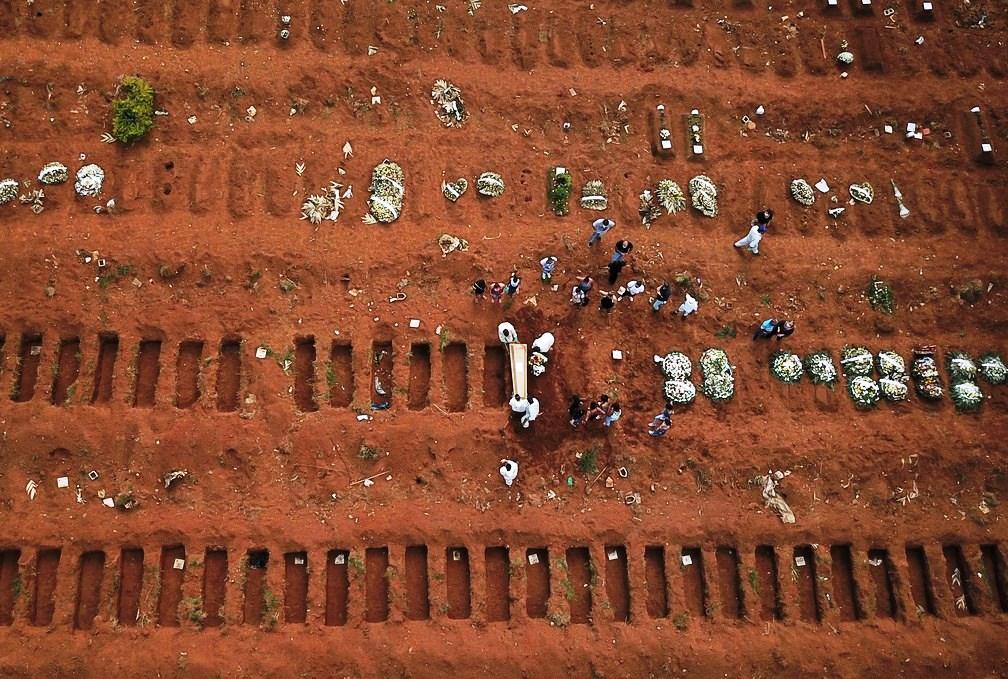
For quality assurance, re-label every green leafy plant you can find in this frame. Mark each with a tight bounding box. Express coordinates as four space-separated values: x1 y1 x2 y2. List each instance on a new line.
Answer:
576 447 598 475
548 168 573 216
672 612 689 631
111 76 156 143
867 276 894 314
358 444 380 461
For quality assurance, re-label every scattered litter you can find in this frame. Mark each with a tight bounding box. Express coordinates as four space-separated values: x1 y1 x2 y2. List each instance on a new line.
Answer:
57 476 70 489
25 480 38 500
815 178 830 193
868 557 883 566
430 80 469 128
187 115 197 125
624 492 641 505
367 45 379 56
612 349 624 360
245 106 257 122
342 141 353 159
75 485 84 504
370 86 381 106
388 292 408 302
356 414 371 421
755 469 795 524
363 478 375 487
828 207 846 218
618 466 629 478
102 497 115 508
891 179 910 218
509 4 528 13
163 469 189 489
409 319 421 328
334 553 346 565
88 470 99 481
438 233 469 256
295 161 305 176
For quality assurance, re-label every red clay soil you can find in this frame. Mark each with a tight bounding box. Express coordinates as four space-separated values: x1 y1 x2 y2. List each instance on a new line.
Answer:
0 0 1007 676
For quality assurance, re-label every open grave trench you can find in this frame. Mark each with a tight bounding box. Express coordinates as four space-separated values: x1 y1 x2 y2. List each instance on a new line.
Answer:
0 538 1004 631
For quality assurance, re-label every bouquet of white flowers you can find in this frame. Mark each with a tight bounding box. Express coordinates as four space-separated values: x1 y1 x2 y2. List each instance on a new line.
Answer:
656 179 686 215
947 351 978 382
476 171 505 197
364 159 405 224
876 350 906 378
979 353 1007 385
700 348 734 402
0 178 18 205
950 380 983 411
688 175 718 218
655 352 692 381
38 161 68 185
879 376 909 401
580 179 608 210
804 351 838 386
790 178 815 206
840 345 873 377
848 375 880 408
664 379 696 405
770 351 803 383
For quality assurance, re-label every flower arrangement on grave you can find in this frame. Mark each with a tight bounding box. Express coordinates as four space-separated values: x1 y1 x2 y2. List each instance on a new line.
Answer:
770 351 803 383
979 353 1007 385
548 167 573 216
790 178 815 206
364 160 404 224
476 171 505 197
688 175 717 217
580 179 608 210
699 348 734 402
430 79 469 128
656 179 686 214
804 351 838 386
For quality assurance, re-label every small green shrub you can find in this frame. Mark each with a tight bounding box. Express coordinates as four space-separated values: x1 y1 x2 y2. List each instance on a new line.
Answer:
112 76 156 144
576 447 599 475
548 170 573 216
867 276 894 314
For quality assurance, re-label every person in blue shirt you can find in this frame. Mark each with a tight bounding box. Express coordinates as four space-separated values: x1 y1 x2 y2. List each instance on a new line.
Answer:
753 318 795 341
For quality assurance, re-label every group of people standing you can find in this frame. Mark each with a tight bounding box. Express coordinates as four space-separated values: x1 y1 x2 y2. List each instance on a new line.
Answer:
490 207 786 487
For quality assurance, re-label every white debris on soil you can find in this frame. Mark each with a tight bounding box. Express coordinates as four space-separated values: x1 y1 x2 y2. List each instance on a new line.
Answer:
755 469 795 524
38 161 68 185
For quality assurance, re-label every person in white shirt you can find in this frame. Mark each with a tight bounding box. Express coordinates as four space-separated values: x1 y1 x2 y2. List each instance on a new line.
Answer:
621 280 645 300
734 209 772 255
677 293 698 318
521 397 540 428
498 321 518 344
499 459 518 486
509 394 529 413
531 332 554 354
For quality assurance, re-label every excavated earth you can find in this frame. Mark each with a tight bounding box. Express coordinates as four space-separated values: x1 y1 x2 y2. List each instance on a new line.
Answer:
0 0 1007 676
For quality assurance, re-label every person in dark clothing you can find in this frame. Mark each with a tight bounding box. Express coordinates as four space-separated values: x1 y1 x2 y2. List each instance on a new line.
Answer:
472 279 487 300
651 282 672 312
755 208 774 227
569 396 585 427
505 270 521 296
607 259 627 285
753 318 795 341
611 240 634 263
600 292 615 313
585 400 607 424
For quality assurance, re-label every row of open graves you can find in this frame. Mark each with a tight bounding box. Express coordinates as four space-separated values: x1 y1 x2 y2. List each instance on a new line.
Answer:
1 540 1006 630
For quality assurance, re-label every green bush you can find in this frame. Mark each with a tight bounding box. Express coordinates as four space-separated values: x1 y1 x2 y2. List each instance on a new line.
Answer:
112 76 155 143
548 170 573 216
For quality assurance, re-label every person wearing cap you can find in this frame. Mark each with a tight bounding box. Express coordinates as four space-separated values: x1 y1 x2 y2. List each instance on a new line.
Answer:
734 208 773 256
588 218 616 246
499 459 519 486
